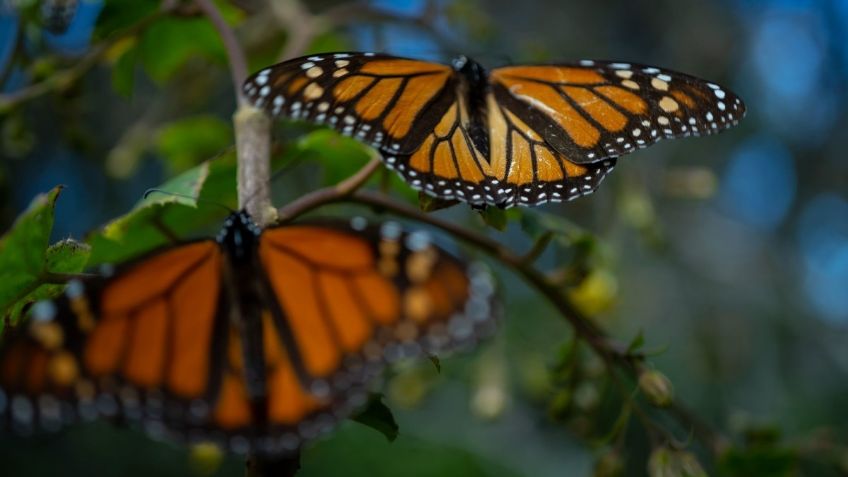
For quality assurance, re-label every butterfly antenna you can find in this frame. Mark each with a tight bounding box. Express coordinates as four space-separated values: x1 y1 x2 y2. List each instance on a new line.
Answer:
142 189 235 213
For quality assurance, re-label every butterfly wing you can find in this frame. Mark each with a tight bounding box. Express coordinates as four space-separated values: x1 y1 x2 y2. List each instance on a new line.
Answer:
389 91 617 207
258 220 496 396
0 220 497 456
242 52 457 154
489 61 746 163
0 241 232 436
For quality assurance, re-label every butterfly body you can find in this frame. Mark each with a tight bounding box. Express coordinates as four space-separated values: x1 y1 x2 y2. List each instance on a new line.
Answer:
0 212 496 455
452 55 492 158
244 52 745 207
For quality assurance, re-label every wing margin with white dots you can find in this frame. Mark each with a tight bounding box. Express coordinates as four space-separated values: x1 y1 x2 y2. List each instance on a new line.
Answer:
242 52 457 156
490 60 746 164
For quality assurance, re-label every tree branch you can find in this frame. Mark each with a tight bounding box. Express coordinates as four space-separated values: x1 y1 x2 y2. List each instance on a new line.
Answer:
195 0 248 104
276 187 727 454
0 10 165 111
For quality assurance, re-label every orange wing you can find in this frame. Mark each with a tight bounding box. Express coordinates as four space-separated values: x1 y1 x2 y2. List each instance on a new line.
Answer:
489 61 746 163
387 93 616 207
0 219 497 456
258 220 496 397
242 52 456 154
0 239 344 455
0 242 234 438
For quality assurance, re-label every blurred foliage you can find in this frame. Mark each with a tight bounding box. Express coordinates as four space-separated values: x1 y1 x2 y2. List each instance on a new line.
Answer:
351 394 400 443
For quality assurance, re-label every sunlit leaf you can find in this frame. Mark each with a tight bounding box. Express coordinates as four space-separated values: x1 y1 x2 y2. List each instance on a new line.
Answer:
4 239 91 325
87 154 236 266
0 187 90 329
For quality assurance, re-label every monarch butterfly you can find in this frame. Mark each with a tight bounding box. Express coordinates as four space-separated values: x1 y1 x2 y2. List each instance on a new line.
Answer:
243 52 746 207
0 212 495 455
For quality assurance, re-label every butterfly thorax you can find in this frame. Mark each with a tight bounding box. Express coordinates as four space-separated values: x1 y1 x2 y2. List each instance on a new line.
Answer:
217 212 270 420
453 56 491 159
217 211 262 260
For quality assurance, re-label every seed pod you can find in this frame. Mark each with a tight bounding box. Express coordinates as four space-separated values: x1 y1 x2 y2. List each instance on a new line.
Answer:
639 369 674 408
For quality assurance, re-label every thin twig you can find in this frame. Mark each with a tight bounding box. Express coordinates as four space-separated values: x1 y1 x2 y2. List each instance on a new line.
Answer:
277 156 382 222
269 0 325 61
276 187 728 453
520 231 554 265
279 188 621 357
195 0 248 104
0 11 165 111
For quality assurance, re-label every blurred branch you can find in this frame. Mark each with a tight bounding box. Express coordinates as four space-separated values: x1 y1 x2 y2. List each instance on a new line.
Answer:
194 0 272 223
0 10 166 112
277 182 728 455
269 0 324 61
234 106 273 224
269 0 454 61
519 231 554 265
279 188 623 358
195 0 248 104
277 155 381 221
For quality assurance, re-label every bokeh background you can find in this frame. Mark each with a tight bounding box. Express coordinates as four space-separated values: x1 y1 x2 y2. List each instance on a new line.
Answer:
1 0 847 475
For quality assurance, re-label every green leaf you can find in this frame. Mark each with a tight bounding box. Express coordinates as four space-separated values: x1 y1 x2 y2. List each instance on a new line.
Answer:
4 240 91 326
719 446 797 477
138 17 226 83
296 130 372 186
479 207 507 231
87 154 237 266
95 0 159 39
417 193 459 212
351 394 399 443
303 419 522 477
627 330 645 354
155 116 233 173
0 187 90 329
520 209 587 244
428 355 441 373
111 43 139 98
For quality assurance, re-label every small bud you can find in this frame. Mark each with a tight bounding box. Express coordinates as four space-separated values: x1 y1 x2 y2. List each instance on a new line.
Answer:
648 447 707 477
639 370 674 408
548 389 572 419
593 449 625 477
189 442 224 476
648 446 675 477
677 451 707 477
567 268 618 317
574 382 600 411
470 347 508 420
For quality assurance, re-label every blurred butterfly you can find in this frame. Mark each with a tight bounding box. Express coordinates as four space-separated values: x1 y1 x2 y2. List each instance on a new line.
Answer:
243 52 746 208
0 212 495 455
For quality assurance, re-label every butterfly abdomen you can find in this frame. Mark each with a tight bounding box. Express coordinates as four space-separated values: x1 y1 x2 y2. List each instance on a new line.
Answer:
454 56 492 159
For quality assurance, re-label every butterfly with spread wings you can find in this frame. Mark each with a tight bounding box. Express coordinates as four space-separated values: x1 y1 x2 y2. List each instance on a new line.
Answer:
243 52 746 207
0 213 495 455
